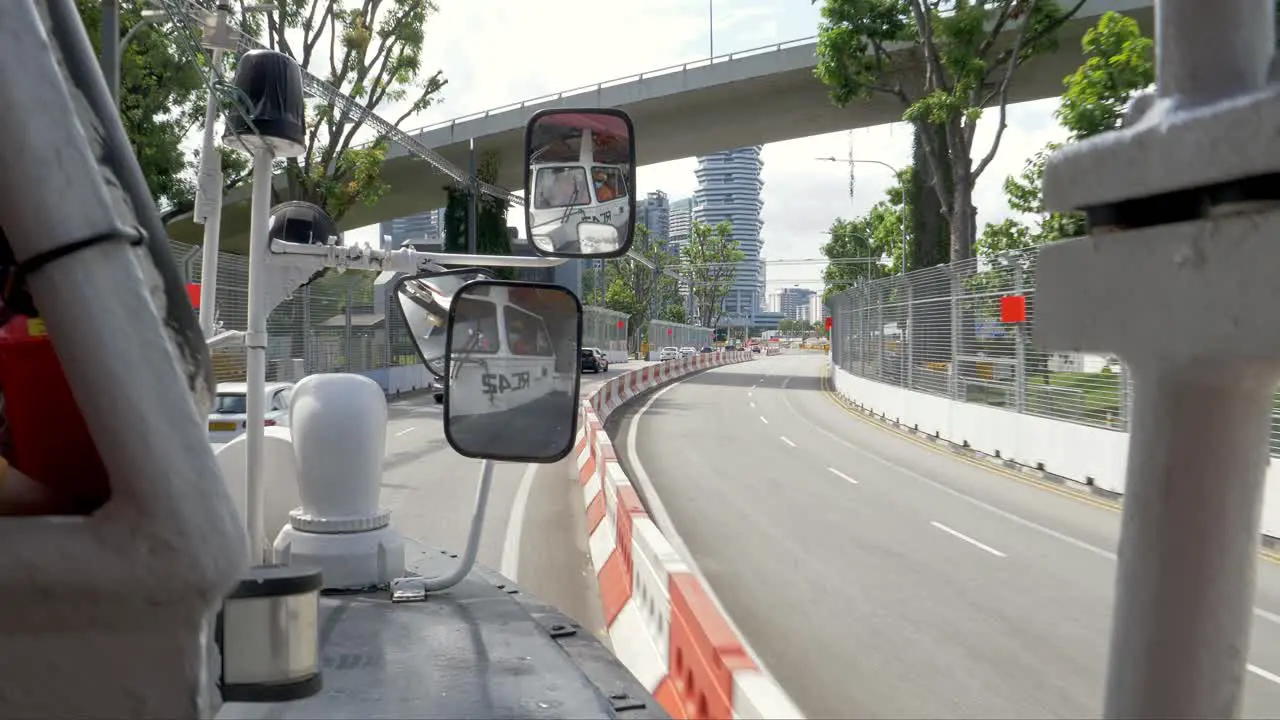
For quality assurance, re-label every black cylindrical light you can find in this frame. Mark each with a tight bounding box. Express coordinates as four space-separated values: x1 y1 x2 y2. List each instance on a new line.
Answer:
217 564 324 703
224 49 306 158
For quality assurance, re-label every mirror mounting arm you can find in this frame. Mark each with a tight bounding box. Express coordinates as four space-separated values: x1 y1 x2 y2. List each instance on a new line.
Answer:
267 239 568 273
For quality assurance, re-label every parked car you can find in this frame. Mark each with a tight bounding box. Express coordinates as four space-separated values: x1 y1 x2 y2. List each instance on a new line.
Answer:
679 347 696 357
208 381 294 444
581 348 606 373
659 346 681 361
589 347 610 372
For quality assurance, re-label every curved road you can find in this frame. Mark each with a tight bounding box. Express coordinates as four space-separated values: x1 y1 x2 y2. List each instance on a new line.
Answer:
379 362 646 639
610 352 1280 718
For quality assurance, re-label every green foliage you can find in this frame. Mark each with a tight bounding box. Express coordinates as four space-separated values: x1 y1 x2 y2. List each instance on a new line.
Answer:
906 123 950 271
77 0 227 211
257 0 448 223
443 151 514 278
681 221 744 329
977 10 1153 256
602 224 681 349
814 0 1088 261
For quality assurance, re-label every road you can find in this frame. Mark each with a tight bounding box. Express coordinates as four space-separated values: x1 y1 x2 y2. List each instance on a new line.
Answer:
609 351 1280 718
380 362 645 640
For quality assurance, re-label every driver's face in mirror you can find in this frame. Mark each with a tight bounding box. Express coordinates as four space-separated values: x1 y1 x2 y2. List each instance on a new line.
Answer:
443 282 582 462
524 110 635 259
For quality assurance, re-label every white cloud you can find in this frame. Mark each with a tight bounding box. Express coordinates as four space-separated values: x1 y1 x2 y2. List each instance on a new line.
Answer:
343 0 1071 291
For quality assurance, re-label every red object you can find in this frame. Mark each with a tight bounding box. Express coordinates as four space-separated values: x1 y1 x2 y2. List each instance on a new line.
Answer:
617 319 625 329
539 112 629 139
1000 295 1028 323
187 283 201 309
0 316 110 512
667 328 673 335
824 316 833 331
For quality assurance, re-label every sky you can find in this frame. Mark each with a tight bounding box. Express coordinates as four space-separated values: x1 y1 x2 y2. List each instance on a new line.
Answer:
338 0 1072 292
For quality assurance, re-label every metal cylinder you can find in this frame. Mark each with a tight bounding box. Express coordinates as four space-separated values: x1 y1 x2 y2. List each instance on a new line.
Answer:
218 564 324 702
1157 0 1274 106
1103 367 1272 718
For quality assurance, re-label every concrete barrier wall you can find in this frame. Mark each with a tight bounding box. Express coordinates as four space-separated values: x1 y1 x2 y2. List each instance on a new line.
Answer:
830 364 1280 540
575 352 803 720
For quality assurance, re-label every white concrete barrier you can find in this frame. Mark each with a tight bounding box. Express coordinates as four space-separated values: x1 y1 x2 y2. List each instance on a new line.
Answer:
830 364 1280 539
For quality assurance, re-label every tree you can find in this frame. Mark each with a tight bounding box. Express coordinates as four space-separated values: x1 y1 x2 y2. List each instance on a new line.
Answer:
252 0 447 223
821 215 890 302
682 221 744 329
601 225 679 351
77 1 253 211
977 10 1154 256
905 124 950 271
814 0 1089 263
443 150 514 277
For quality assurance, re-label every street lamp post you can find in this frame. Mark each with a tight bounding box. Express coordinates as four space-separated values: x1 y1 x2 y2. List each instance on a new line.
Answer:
816 156 908 275
101 1 171 106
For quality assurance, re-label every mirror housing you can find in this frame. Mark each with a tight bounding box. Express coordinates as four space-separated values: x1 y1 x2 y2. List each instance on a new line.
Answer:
393 268 499 379
267 201 341 249
442 280 582 462
523 108 636 260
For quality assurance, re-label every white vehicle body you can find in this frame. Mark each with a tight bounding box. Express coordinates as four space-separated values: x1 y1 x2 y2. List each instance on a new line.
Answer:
449 285 559 417
679 346 696 357
208 381 293 444
528 126 630 255
659 346 680 361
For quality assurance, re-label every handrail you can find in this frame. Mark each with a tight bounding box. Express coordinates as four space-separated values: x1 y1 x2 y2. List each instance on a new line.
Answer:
381 35 818 145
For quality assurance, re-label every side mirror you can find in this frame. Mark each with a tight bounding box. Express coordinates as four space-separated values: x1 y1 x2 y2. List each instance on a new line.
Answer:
442 280 582 462
393 268 498 378
523 108 636 260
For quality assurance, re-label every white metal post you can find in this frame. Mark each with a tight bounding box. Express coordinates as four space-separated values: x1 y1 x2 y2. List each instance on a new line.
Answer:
195 46 225 337
244 148 274 564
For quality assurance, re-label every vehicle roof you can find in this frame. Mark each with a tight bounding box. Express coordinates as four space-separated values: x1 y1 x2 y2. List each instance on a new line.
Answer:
217 382 293 394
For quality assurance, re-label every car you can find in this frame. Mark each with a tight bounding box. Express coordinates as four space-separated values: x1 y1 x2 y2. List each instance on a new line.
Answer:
658 346 680 361
208 381 294 444
581 348 606 373
679 347 696 357
700 346 714 353
431 378 445 404
751 345 762 353
589 347 609 372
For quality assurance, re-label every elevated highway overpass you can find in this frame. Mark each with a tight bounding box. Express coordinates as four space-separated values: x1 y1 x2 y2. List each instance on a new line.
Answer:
168 0 1152 254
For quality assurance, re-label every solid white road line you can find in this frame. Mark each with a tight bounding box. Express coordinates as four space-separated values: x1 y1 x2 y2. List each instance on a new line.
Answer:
1249 663 1280 686
828 467 859 485
760 416 769 425
780 436 796 448
395 426 416 437
931 521 1007 558
499 463 539 582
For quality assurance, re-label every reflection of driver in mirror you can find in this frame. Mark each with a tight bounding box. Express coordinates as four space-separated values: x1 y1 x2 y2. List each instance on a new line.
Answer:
593 170 615 202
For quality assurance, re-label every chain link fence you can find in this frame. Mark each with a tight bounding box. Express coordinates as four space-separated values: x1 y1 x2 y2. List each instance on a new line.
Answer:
583 306 629 357
170 239 633 387
830 248 1280 454
647 320 714 353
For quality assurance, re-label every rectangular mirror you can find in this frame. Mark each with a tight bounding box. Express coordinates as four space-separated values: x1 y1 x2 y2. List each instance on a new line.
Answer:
523 108 637 259
442 280 582 462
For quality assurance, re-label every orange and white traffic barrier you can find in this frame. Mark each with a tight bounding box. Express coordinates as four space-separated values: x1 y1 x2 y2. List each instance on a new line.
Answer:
575 352 802 719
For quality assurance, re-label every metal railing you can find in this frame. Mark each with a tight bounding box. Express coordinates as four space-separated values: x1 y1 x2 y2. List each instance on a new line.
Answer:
829 247 1280 454
395 36 818 140
172 239 631 383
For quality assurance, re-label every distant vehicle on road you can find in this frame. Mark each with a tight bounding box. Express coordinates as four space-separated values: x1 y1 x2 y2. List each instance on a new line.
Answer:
679 346 696 357
581 348 607 373
589 347 610 372
700 346 714 354
208 381 293 444
659 346 680 361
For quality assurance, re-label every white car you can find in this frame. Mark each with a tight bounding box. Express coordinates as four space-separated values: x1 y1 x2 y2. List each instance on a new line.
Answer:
208 381 294 444
659 346 680 361
679 346 696 357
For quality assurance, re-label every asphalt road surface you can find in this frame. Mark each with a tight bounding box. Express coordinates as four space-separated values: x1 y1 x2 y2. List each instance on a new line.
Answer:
609 351 1280 719
447 390 578 461
380 361 648 640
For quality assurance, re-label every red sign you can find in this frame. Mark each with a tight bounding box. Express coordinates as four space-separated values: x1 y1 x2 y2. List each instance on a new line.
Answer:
1000 295 1027 323
667 328 673 335
617 319 625 329
824 316 833 331
187 283 202 309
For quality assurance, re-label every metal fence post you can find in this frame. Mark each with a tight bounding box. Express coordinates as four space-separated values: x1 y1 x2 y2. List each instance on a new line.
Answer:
906 283 914 390
344 287 353 372
948 270 960 400
1013 262 1027 413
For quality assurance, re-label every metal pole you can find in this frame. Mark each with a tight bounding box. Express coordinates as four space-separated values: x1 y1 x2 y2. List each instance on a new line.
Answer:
244 148 275 565
196 45 226 337
1012 263 1026 413
467 138 478 255
900 196 908 274
101 0 120 104
709 0 714 57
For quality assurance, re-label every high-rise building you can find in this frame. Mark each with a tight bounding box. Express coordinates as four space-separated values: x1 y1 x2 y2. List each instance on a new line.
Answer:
767 286 816 321
641 191 671 244
692 147 764 322
379 208 446 250
668 197 693 248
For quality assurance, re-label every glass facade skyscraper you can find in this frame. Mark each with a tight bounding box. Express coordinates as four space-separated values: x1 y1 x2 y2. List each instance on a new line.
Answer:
692 146 764 320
